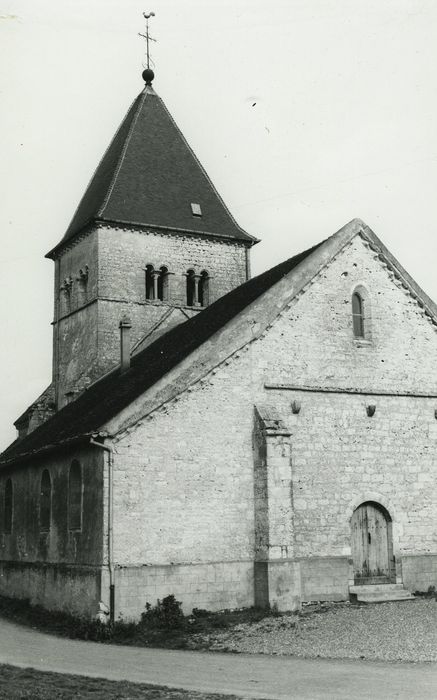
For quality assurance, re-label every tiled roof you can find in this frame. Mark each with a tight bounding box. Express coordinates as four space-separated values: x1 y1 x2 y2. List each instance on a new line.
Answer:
47 86 256 257
0 241 322 466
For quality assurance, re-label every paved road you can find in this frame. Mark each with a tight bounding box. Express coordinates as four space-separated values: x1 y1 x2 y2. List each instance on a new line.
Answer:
0 618 436 699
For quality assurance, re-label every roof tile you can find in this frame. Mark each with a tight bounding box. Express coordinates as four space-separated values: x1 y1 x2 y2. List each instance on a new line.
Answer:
48 87 255 257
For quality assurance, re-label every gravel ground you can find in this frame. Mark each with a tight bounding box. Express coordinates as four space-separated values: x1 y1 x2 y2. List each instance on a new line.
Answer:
188 599 437 662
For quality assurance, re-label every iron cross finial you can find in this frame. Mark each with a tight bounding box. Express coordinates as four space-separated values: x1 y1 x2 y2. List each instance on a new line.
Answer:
139 11 156 79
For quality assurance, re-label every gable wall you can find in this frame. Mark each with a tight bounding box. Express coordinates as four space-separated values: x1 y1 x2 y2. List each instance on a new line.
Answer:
252 234 437 587
256 235 437 393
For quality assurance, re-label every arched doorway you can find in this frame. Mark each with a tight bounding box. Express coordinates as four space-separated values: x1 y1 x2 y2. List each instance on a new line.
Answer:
351 501 395 583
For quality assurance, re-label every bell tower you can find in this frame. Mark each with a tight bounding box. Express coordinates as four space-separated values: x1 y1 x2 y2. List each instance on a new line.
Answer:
47 63 257 409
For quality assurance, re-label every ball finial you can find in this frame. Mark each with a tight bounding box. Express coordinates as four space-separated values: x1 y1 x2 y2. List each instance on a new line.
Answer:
142 68 155 85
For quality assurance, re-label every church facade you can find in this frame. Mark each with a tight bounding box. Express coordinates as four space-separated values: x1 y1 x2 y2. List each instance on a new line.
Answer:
1 72 437 620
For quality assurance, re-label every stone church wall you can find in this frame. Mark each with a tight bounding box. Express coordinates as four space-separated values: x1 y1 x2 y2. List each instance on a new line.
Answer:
107 233 437 616
0 446 104 617
16 229 436 618
54 231 99 404
111 351 257 617
252 234 437 597
54 226 248 406
97 226 248 307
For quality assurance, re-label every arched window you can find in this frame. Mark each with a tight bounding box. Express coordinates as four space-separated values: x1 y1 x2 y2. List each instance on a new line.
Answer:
186 269 195 306
352 291 365 338
40 469 51 532
68 460 82 531
145 264 155 300
4 478 13 534
157 266 169 302
198 271 210 307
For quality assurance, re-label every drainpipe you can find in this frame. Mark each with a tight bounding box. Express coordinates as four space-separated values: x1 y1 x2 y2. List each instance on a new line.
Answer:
90 437 115 624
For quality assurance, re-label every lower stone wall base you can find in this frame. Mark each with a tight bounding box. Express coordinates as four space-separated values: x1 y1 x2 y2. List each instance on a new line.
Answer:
401 554 437 592
255 556 352 611
0 561 102 618
114 560 254 620
300 556 352 602
4 554 434 621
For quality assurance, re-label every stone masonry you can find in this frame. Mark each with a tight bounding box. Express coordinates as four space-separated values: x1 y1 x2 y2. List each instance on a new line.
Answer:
53 224 248 408
3 226 437 619
99 233 437 616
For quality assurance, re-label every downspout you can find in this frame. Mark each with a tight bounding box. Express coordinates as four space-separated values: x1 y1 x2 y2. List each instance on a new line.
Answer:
90 437 115 624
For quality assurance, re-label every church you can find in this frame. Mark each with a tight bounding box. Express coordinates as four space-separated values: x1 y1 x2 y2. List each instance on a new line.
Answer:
1 61 437 622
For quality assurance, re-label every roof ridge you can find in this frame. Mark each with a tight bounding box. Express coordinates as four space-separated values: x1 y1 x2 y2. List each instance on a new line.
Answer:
98 90 148 219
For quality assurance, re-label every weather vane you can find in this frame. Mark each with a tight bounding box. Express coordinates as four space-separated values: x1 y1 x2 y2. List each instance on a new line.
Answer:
139 11 156 85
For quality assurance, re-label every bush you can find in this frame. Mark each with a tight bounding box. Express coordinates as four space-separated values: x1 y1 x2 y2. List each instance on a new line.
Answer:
141 595 184 629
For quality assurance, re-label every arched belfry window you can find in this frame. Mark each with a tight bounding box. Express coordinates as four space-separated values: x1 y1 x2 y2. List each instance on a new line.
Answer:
186 269 196 306
4 478 13 534
40 470 52 532
352 291 365 338
157 266 169 302
145 265 155 300
68 460 82 531
198 271 210 307
146 265 169 301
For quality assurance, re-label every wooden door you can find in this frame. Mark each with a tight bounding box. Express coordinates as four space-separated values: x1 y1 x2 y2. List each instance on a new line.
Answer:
351 502 391 583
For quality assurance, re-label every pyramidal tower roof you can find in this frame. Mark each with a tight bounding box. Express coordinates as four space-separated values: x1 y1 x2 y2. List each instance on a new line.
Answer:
47 83 256 257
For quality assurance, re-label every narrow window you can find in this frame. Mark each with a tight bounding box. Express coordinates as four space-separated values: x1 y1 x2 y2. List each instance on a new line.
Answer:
198 270 210 307
40 469 51 532
68 460 82 531
4 478 13 534
157 266 169 302
186 269 195 306
352 292 365 337
145 264 155 300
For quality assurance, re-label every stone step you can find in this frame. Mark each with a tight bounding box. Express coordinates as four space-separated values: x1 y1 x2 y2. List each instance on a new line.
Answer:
349 583 415 604
350 583 405 594
357 590 414 600
357 594 416 603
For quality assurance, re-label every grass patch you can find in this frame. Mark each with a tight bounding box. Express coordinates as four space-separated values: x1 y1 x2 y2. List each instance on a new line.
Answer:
0 663 245 699
0 594 281 650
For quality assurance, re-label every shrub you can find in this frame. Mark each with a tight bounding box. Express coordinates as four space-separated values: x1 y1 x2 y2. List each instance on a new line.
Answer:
141 595 184 629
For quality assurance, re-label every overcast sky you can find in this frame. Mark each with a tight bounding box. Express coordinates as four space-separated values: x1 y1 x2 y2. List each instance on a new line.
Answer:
1 0 436 449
